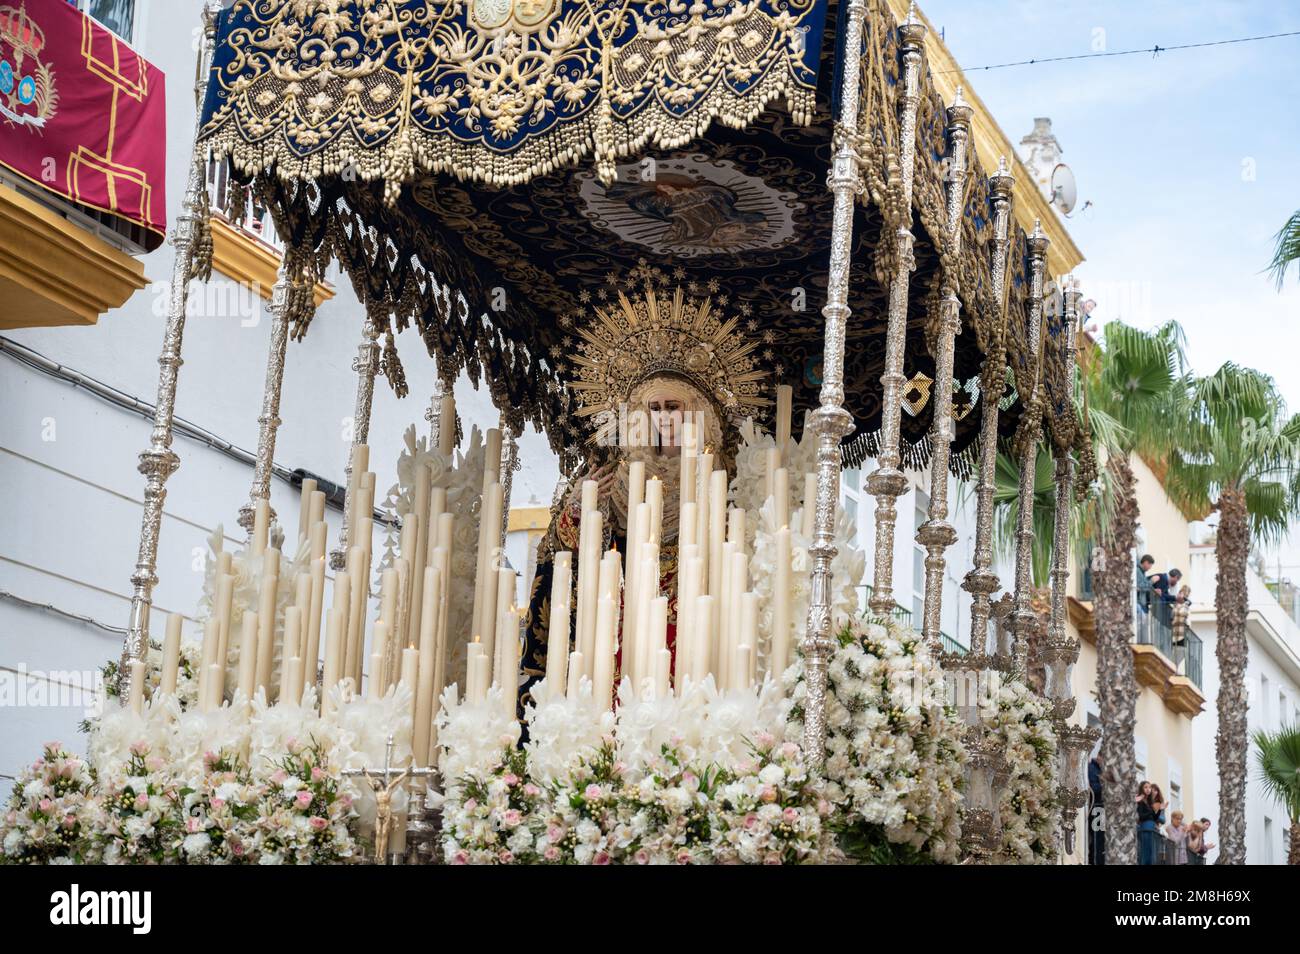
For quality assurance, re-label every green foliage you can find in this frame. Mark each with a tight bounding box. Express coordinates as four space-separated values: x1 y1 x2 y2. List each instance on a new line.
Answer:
1253 725 1300 823
1164 363 1300 544
1267 209 1300 290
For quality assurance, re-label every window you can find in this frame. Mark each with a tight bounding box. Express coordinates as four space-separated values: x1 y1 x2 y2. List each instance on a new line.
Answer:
1281 691 1289 731
1134 737 1148 784
68 0 135 42
843 468 861 493
1264 817 1274 864
1261 674 1271 728
1168 759 1183 812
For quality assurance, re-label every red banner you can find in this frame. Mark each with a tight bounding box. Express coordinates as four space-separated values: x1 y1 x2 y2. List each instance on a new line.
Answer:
0 0 167 249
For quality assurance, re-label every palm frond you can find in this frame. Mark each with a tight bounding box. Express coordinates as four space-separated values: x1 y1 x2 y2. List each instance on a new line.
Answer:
1267 209 1300 290
1253 725 1300 821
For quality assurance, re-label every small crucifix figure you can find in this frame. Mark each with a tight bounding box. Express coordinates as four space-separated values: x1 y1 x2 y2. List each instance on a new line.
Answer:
342 734 436 864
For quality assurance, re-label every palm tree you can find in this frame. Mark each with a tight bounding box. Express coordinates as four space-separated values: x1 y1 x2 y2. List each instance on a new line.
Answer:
1268 210 1300 289
1165 365 1300 864
1253 725 1300 865
1080 320 1188 865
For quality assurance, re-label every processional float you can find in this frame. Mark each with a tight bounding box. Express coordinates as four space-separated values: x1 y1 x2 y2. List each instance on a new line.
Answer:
112 0 1097 861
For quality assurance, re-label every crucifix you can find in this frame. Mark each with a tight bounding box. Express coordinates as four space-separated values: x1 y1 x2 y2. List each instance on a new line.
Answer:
342 734 436 864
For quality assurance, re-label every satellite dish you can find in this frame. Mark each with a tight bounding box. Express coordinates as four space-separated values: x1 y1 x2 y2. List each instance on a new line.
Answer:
1051 163 1077 215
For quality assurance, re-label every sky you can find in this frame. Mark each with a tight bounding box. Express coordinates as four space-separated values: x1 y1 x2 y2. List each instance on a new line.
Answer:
921 0 1300 573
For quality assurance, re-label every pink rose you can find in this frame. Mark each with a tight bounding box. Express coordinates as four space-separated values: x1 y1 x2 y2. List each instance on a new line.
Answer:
295 790 313 809
764 853 783 865
593 851 611 865
270 770 288 785
548 825 564 843
523 784 540 797
756 730 775 748
743 813 759 830
146 757 164 773
676 849 692 865
452 850 469 865
816 799 831 816
186 817 202 833
309 816 328 831
498 850 514 863
38 799 52 813
544 846 560 861
502 809 522 827
584 784 602 800
311 766 325 782
760 786 777 803
503 773 519 786
134 793 149 811
464 798 478 813
129 740 149 756
634 849 649 865
783 807 799 824
62 815 77 829
210 798 225 810
338 794 353 809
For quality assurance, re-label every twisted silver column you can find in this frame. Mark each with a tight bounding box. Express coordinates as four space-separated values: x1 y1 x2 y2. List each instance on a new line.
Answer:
238 262 294 533
331 307 383 570
961 159 1015 658
425 377 447 447
499 420 520 549
119 2 224 695
866 8 926 617
799 0 870 763
1009 223 1050 670
1049 280 1082 646
917 89 973 652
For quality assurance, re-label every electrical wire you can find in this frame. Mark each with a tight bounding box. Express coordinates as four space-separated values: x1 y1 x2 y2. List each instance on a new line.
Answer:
936 29 1300 75
0 589 128 636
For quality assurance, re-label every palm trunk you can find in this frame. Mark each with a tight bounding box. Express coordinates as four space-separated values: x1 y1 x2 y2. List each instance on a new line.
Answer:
1289 819 1300 866
1094 455 1140 865
1214 485 1249 864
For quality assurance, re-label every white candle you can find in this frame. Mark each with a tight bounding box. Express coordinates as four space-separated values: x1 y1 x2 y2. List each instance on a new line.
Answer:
252 498 270 556
204 662 223 712
727 507 746 545
740 592 759 689
321 607 343 715
399 647 419 694
470 645 491 705
216 573 235 679
160 613 182 696
691 595 714 685
680 501 698 549
675 553 701 688
765 447 778 501
368 619 389 700
546 552 573 700
438 393 457 457
304 557 326 689
309 491 326 547
566 649 584 699
773 527 793 685
309 518 328 563
634 542 659 686
471 482 504 666
593 595 617 711
492 567 517 691
345 444 369 548
734 644 753 692
727 550 748 690
279 606 302 702
285 656 304 707
429 545 452 709
654 646 672 700
776 384 793 451
774 467 790 531
414 566 441 767
484 428 503 486
718 541 736 687
199 617 218 710
298 477 317 544
679 453 696 507
696 454 712 585
128 659 145 715
238 610 259 701
646 478 664 545
708 470 726 601
576 503 602 666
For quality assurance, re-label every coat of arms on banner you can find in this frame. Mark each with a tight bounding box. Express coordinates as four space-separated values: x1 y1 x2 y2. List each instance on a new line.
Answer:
0 3 58 130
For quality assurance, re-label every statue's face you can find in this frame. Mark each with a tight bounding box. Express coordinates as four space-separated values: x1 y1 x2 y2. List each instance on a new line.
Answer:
638 376 709 457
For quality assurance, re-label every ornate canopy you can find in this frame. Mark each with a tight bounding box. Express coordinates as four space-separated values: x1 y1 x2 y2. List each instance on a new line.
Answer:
197 0 1068 474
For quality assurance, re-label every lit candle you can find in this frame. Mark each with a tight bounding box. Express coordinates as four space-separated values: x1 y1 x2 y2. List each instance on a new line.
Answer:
399 647 419 694
160 613 182 696
646 478 664 545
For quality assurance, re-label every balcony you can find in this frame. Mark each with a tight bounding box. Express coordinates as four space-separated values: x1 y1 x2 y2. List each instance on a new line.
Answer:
204 159 334 308
856 584 965 654
1074 546 1205 716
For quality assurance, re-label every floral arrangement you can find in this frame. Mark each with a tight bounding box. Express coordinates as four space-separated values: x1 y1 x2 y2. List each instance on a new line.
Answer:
82 638 204 732
441 734 830 865
1 683 413 865
786 617 966 864
982 675 1059 863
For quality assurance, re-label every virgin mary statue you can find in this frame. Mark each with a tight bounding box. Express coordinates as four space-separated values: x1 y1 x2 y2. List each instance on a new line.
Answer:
519 268 769 711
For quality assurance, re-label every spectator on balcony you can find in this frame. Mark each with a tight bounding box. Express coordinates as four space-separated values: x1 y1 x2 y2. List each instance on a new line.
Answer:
1189 818 1215 862
1136 781 1166 864
1136 554 1156 612
1150 568 1183 627
1166 811 1191 864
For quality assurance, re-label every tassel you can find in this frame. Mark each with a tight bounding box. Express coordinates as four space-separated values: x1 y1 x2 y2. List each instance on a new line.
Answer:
381 330 409 398
190 186 214 283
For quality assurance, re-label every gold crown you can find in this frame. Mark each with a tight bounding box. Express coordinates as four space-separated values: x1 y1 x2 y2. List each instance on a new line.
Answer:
0 5 45 58
568 269 769 440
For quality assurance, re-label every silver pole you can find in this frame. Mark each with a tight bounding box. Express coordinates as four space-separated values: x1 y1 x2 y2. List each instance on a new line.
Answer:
331 306 383 570
119 2 224 695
